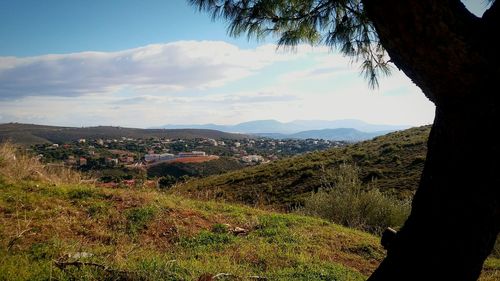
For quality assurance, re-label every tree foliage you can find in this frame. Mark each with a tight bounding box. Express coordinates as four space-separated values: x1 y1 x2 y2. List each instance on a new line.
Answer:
189 0 391 88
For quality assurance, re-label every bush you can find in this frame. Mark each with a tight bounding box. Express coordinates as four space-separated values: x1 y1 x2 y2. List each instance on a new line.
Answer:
211 223 229 234
302 164 410 235
126 206 156 235
67 188 94 200
158 175 177 189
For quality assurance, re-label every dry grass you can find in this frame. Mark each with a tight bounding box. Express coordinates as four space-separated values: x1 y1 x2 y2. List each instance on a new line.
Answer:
0 142 83 185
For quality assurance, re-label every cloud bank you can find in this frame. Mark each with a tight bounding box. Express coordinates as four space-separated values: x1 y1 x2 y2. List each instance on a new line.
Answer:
0 41 297 100
0 40 434 127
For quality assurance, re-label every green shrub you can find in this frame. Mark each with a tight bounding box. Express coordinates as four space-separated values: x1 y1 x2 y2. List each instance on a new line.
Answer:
126 206 156 235
302 164 410 235
87 201 109 218
158 175 177 189
179 230 234 249
211 223 229 234
67 188 94 200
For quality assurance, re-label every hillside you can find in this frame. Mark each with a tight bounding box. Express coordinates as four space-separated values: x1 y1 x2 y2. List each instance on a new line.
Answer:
0 123 247 145
0 144 383 280
172 126 431 208
0 135 498 281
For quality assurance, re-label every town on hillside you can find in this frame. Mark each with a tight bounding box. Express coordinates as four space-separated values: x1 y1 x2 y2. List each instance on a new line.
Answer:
29 136 346 186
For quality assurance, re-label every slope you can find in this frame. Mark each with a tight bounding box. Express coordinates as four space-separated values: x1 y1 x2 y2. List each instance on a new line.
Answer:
172 126 431 208
0 149 384 281
0 135 497 281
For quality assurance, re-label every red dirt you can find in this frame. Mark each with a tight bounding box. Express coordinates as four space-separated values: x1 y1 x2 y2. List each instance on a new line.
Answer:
169 156 219 163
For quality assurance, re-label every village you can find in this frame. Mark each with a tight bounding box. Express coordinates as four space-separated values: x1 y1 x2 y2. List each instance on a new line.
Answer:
32 135 346 170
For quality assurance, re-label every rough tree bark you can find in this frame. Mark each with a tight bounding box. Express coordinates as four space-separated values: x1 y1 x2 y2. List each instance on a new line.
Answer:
362 0 500 280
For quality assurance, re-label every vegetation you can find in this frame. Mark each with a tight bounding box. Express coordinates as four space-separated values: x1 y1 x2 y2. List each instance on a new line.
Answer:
301 164 410 235
148 157 245 179
0 123 245 145
0 144 382 280
0 134 498 280
0 142 82 185
172 126 430 209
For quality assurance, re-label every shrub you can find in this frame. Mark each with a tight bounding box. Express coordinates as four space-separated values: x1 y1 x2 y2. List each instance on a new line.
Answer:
302 164 410 235
211 223 229 234
126 206 156 235
179 230 234 249
158 175 177 189
67 188 94 200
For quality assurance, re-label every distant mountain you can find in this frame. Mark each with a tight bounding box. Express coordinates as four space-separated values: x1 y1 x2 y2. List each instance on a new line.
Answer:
259 128 392 141
158 119 291 134
0 123 248 145
288 119 407 133
159 119 409 135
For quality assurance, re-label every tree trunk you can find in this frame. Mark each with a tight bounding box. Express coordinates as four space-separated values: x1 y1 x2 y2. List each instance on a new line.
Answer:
369 99 499 281
361 0 500 280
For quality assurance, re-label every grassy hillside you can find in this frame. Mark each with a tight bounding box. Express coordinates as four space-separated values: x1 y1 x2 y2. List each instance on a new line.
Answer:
0 180 386 280
0 123 247 145
0 138 498 281
171 126 431 209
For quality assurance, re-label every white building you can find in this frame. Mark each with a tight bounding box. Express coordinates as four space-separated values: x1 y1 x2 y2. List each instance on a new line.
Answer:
241 155 264 163
144 153 175 162
178 151 206 158
207 139 218 146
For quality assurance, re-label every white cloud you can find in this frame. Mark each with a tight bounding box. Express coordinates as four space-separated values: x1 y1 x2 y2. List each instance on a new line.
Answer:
0 41 299 100
0 41 435 127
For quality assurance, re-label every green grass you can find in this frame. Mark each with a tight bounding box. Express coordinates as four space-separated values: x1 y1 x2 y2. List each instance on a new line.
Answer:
1 136 498 280
0 178 385 280
126 206 157 235
171 126 431 209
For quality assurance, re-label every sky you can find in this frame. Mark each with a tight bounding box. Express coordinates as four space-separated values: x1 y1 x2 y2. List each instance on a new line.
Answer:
0 0 490 128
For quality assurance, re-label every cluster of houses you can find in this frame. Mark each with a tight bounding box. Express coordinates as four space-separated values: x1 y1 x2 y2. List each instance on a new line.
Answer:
240 154 266 164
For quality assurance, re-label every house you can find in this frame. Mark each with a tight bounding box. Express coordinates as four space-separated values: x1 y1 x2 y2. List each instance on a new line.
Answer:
105 158 119 166
241 155 264 164
79 157 87 166
65 155 76 165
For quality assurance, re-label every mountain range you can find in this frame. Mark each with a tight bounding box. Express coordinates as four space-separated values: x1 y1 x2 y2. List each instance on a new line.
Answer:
158 119 409 141
258 128 393 141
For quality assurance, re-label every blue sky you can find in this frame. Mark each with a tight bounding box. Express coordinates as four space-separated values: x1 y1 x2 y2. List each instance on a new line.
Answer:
0 0 489 127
